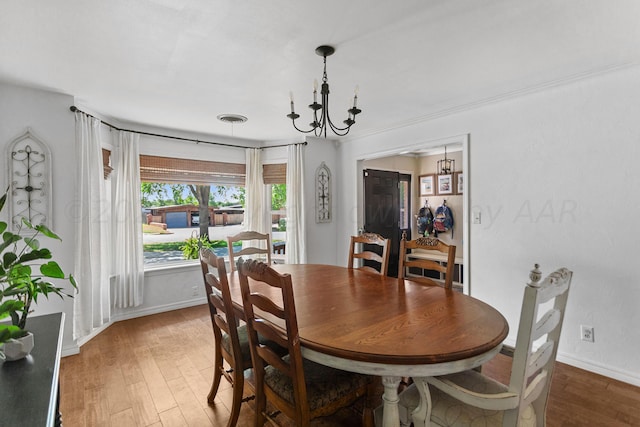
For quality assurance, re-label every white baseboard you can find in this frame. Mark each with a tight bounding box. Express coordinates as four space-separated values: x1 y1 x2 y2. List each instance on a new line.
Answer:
501 339 640 387
557 352 640 387
62 344 80 357
110 298 205 323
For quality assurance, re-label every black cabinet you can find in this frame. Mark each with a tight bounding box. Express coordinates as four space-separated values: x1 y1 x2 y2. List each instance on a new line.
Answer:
1 312 65 427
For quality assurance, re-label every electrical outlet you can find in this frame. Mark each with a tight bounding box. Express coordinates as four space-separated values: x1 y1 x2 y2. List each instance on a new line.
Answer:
192 286 199 297
473 211 481 224
580 325 594 343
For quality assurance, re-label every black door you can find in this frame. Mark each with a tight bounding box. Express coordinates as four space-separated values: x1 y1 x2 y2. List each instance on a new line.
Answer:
363 169 402 277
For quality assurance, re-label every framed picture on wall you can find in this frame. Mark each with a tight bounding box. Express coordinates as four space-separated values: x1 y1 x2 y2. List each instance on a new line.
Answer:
455 172 464 195
419 174 435 196
437 174 453 195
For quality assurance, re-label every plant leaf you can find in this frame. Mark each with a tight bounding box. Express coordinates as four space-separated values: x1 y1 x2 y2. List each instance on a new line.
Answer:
8 264 32 284
0 299 25 317
0 221 7 234
3 252 17 269
18 248 52 264
21 217 34 229
0 324 24 343
0 233 21 253
41 261 65 278
25 237 40 250
0 191 6 212
35 223 61 240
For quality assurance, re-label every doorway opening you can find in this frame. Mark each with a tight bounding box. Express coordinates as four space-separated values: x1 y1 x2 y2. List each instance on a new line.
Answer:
357 134 470 293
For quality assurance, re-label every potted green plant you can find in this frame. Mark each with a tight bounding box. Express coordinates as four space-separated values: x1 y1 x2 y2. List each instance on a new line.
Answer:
0 189 76 361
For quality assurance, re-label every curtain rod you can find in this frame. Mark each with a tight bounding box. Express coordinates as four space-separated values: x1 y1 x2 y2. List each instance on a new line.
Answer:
69 106 306 150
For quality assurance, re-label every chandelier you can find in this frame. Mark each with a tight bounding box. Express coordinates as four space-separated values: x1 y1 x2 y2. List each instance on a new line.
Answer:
287 45 361 138
437 146 455 175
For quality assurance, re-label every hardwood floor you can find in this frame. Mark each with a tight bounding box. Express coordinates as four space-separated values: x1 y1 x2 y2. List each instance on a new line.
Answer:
60 305 640 426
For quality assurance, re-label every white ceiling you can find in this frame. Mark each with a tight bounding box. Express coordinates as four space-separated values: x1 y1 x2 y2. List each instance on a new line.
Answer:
1 0 639 142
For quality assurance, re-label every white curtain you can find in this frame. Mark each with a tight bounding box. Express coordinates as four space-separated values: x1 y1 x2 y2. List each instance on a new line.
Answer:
245 148 269 235
73 112 111 340
112 131 144 308
286 144 307 264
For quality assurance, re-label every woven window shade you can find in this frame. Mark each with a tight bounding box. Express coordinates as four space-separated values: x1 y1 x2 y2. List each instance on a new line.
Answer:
263 163 287 184
140 155 246 185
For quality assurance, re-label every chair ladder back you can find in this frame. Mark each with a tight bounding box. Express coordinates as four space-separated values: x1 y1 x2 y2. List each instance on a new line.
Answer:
248 292 291 374
205 275 234 336
348 233 390 275
199 248 218 326
227 230 272 272
199 247 253 426
237 258 311 424
201 250 243 356
506 266 572 425
398 235 456 289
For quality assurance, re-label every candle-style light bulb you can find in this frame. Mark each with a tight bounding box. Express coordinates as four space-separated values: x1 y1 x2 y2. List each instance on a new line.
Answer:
313 79 318 103
289 91 295 113
353 85 359 108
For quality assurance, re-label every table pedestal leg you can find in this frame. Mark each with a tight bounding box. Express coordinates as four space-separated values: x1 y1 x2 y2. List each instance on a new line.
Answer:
381 376 402 427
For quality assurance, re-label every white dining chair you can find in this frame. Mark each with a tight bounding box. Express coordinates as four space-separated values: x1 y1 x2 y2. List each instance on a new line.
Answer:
397 263 572 427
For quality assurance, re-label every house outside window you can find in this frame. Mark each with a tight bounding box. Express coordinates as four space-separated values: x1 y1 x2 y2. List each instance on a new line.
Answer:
139 155 286 267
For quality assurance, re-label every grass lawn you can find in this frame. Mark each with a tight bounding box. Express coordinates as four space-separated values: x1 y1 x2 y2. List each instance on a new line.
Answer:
143 239 236 252
143 242 184 252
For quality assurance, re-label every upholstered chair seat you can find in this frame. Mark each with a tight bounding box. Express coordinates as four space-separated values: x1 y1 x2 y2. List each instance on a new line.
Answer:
399 371 536 427
264 355 371 414
220 324 252 365
221 325 285 366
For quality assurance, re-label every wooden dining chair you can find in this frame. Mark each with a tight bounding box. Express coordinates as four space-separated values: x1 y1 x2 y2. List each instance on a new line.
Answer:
237 258 374 427
227 230 272 272
397 264 573 427
347 232 391 276
199 248 253 427
398 233 456 288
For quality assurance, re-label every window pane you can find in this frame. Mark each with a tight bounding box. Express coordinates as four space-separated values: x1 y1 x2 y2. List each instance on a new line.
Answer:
142 182 245 267
399 174 411 230
271 184 286 262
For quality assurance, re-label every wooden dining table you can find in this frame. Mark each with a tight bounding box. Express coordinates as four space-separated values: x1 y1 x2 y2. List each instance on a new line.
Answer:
226 264 508 427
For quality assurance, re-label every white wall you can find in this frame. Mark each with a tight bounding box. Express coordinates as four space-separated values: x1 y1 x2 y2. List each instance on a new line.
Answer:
4 63 639 386
111 264 205 322
303 137 340 265
0 83 77 352
336 65 640 386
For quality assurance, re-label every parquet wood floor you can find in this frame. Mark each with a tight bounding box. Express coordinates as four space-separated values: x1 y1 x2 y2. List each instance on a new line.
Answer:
60 305 640 426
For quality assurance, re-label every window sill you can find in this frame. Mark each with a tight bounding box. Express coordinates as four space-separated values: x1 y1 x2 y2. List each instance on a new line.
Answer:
144 259 200 274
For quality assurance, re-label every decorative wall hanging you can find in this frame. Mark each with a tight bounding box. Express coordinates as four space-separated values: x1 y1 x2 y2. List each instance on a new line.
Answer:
7 129 52 232
419 174 435 196
455 172 464 195
315 162 331 223
437 174 453 195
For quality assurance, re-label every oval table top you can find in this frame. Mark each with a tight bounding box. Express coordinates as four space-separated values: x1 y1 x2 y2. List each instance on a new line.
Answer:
226 263 509 367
